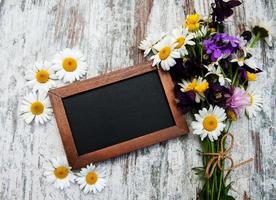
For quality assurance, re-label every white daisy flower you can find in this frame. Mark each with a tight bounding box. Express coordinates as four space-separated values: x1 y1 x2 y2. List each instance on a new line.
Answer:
250 16 276 47
44 158 75 190
52 48 87 83
76 163 107 194
139 32 165 57
196 25 208 37
245 86 263 119
20 92 52 124
178 78 197 93
25 61 57 92
151 36 180 71
171 27 195 56
178 77 209 103
230 56 258 70
192 105 227 141
193 77 209 103
205 63 231 86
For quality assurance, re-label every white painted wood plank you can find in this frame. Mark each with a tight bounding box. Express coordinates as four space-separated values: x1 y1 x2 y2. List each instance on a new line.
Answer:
0 0 275 199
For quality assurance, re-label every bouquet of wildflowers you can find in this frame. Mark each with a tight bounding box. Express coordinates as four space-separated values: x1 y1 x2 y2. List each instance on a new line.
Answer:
139 0 275 199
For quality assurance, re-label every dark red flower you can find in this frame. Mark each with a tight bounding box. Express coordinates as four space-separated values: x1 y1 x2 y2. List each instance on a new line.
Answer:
174 85 197 114
241 31 252 42
211 0 242 22
205 83 232 108
170 58 202 83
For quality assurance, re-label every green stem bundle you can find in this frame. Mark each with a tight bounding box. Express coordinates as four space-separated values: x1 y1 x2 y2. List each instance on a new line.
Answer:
198 122 233 200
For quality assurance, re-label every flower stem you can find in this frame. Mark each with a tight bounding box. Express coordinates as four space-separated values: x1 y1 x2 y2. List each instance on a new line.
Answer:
226 120 232 133
211 142 216 200
191 46 197 57
249 32 260 48
207 140 212 199
232 66 239 86
217 123 232 199
229 63 233 81
217 135 225 200
217 160 224 200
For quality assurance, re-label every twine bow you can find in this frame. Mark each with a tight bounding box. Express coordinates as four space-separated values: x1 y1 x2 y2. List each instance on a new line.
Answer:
202 133 253 179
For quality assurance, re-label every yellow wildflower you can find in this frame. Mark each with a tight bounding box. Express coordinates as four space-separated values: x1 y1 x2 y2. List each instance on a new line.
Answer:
185 14 200 32
185 79 197 92
226 110 237 121
246 71 257 81
194 80 209 93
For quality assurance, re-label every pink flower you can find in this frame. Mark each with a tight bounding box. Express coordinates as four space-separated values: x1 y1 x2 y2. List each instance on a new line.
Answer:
226 88 250 115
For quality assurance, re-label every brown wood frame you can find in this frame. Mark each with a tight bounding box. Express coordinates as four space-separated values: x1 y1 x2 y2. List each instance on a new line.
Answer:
48 62 189 169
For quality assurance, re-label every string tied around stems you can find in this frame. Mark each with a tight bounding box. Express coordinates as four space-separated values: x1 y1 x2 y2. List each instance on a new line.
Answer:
202 133 254 179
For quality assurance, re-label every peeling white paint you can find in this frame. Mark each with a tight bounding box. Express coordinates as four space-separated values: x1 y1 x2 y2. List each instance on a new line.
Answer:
0 0 275 199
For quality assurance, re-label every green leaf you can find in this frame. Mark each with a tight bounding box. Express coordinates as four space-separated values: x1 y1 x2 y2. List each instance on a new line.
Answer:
224 182 233 194
199 185 207 200
192 167 206 180
223 195 235 200
196 149 202 154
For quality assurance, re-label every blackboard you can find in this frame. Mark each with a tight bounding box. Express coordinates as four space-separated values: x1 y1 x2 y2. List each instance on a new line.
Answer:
63 71 175 155
49 63 188 169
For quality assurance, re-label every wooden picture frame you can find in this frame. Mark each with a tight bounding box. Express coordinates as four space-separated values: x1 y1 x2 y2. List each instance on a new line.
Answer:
48 62 189 169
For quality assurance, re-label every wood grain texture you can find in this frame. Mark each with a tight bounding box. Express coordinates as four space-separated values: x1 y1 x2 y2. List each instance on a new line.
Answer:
0 0 275 199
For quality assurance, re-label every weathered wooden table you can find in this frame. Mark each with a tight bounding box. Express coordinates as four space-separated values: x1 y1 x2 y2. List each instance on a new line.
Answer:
0 0 275 199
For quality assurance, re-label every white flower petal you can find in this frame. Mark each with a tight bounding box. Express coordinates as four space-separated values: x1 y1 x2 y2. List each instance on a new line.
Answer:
76 163 107 194
52 48 87 83
192 105 226 141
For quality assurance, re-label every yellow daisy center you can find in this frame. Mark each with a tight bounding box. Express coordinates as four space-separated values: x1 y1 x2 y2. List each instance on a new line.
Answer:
62 57 78 72
86 172 98 185
249 94 254 105
185 14 200 32
194 81 209 93
159 46 171 60
246 71 256 81
185 79 197 92
209 28 216 33
215 92 222 99
237 57 245 66
203 115 218 132
30 101 44 115
238 57 245 63
175 37 186 49
54 166 69 179
36 70 49 83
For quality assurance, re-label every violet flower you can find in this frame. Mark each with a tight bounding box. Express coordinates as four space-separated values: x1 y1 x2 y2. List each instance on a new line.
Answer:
170 58 202 82
174 85 197 114
203 33 240 61
241 31 253 42
205 83 232 108
226 87 250 115
211 0 242 22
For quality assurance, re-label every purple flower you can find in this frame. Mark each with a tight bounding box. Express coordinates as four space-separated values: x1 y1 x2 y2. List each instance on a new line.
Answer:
241 31 253 42
204 40 219 61
170 58 202 82
205 83 232 108
203 33 240 61
238 67 262 81
226 36 240 48
211 0 242 22
226 87 250 115
174 85 197 114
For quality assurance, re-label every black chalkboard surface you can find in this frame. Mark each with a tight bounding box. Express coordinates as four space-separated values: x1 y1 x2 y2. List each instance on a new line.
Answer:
63 71 175 155
49 63 188 169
